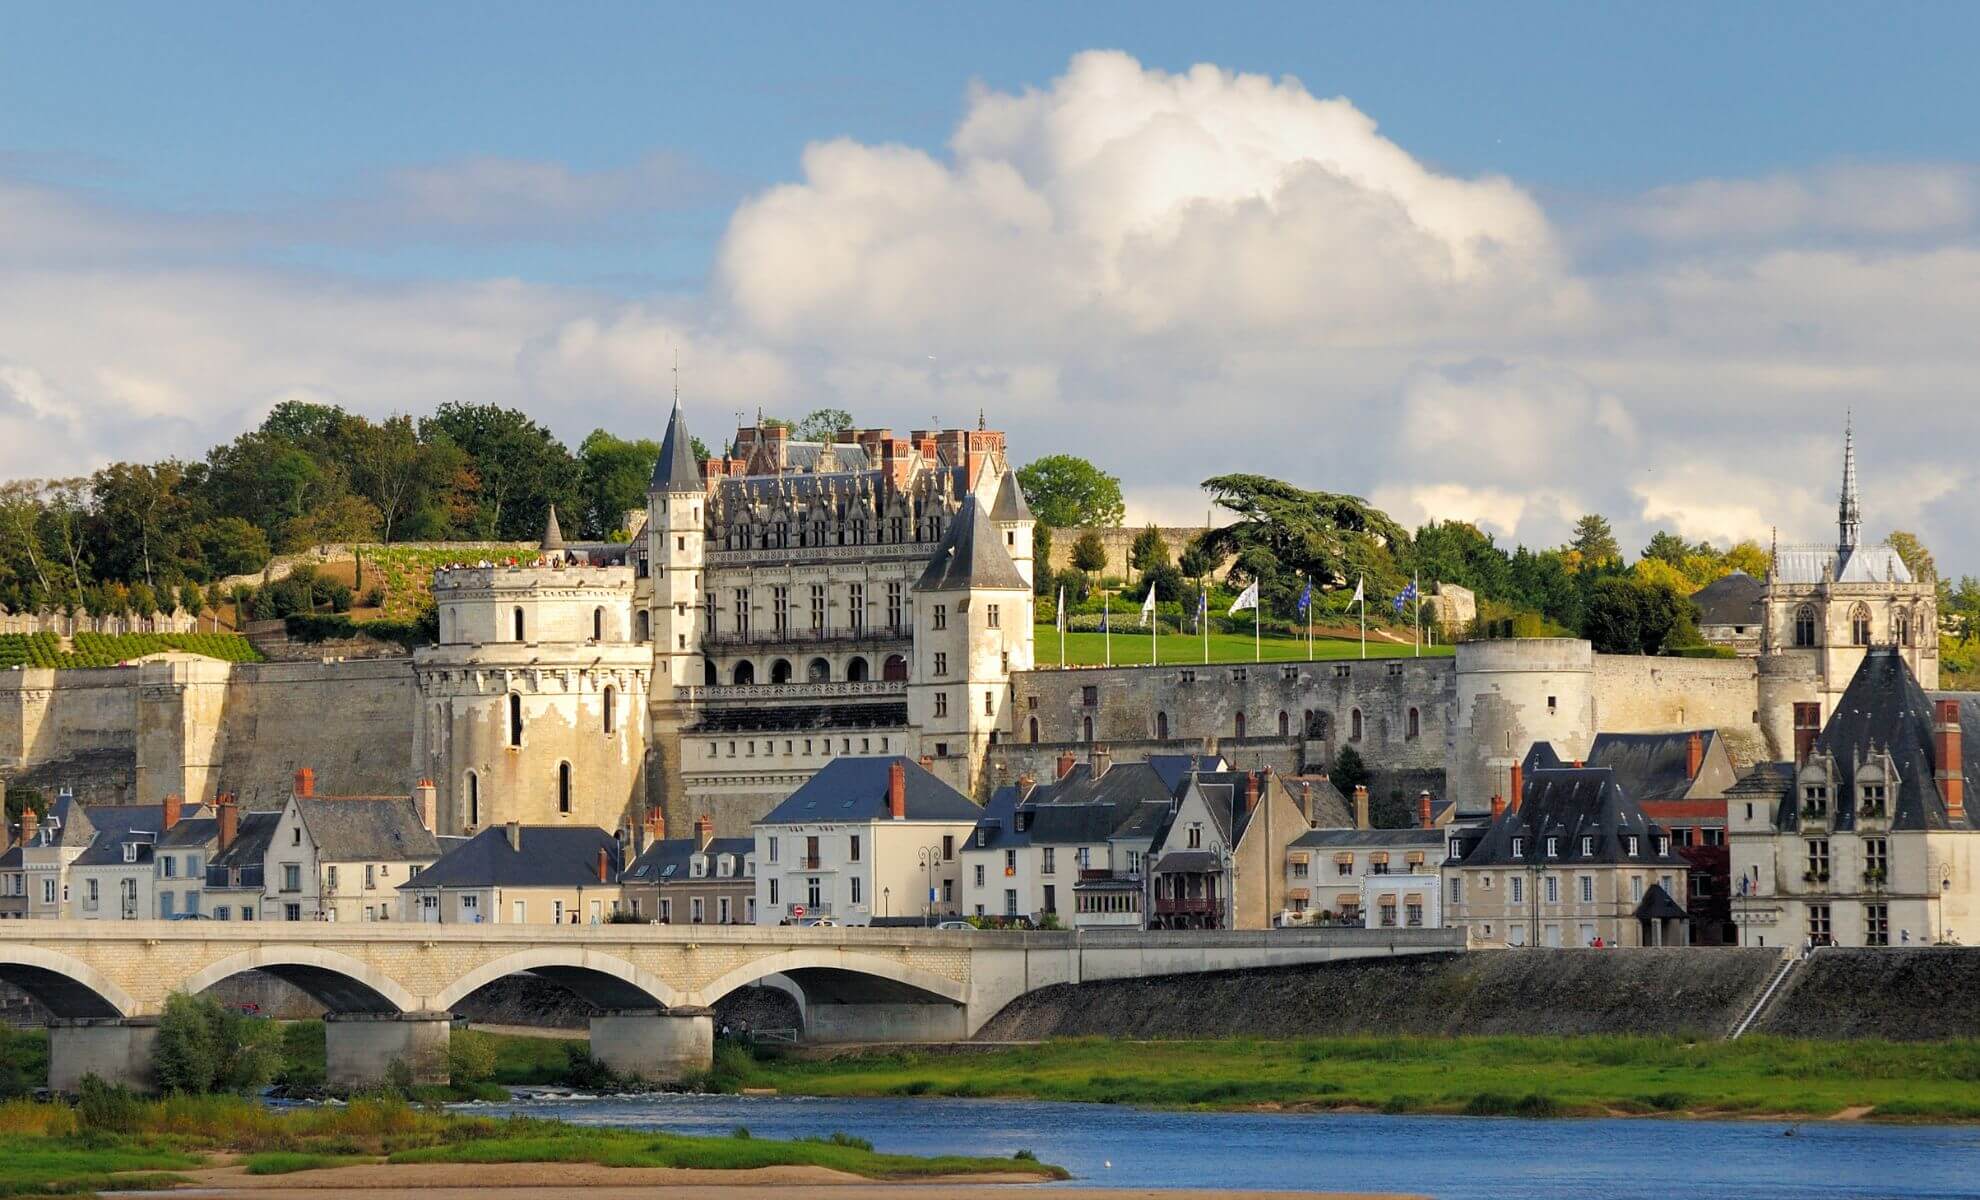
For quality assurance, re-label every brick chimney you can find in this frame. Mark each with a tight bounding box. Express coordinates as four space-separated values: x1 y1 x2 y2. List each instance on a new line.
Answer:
1686 732 1704 781
1244 772 1259 815
1056 751 1077 780
1490 793 1505 822
218 794 238 851
888 760 907 820
918 754 935 772
1299 781 1312 821
619 830 635 871
1418 791 1434 830
1090 744 1112 776
414 779 437 833
1793 702 1822 766
1936 699 1965 823
19 806 36 846
1352 785 1371 831
505 821 522 853
645 808 667 843
695 812 715 850
162 792 183 831
1508 763 1524 813
597 846 610 883
1016 771 1037 796
294 767 315 798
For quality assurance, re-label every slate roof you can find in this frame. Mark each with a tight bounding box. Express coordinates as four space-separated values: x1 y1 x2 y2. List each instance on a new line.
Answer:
1690 571 1764 627
758 756 983 824
988 470 1032 522
1774 544 1914 585
651 401 703 491
1457 763 1687 869
626 836 755 885
1285 775 1353 827
1151 849 1220 874
1148 770 1298 859
1581 730 1721 803
401 825 624 889
914 494 1028 592
297 798 441 862
68 805 206 867
1146 753 1226 794
210 811 281 872
1635 882 1689 921
1292 827 1447 850
1763 648 1980 833
692 702 908 734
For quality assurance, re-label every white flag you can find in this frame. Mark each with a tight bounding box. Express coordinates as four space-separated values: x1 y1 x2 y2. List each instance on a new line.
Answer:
1055 586 1065 632
1351 576 1364 605
1140 584 1157 627
1228 580 1259 615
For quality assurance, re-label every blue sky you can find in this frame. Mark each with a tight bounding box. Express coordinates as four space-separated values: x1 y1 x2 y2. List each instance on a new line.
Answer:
2 5 1978 566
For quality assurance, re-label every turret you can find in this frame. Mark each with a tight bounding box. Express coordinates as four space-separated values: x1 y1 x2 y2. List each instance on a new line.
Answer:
649 398 707 698
1838 414 1860 553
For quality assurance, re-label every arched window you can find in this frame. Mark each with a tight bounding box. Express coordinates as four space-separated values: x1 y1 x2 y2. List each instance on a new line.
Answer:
603 685 617 734
1083 715 1094 742
558 762 572 815
770 658 793 684
733 660 756 686
1156 711 1169 739
846 656 869 682
513 607 525 642
1407 707 1420 740
464 771 479 828
1277 710 1290 737
1896 609 1911 647
1350 708 1363 742
808 658 831 683
1235 711 1247 739
704 661 718 686
1851 604 1872 647
1795 605 1817 648
1029 716 1040 743
635 610 650 642
883 654 909 682
593 607 604 642
508 693 523 747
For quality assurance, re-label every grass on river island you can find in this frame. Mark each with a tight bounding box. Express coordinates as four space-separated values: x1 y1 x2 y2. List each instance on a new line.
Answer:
0 1093 1062 1196
732 1035 1980 1121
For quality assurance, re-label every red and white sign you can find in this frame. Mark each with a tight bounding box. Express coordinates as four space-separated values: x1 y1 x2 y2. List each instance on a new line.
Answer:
791 905 807 918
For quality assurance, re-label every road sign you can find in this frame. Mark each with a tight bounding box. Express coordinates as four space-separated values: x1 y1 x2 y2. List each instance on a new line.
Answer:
791 905 806 918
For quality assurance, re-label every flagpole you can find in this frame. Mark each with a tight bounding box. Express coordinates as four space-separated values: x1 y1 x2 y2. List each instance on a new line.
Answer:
1414 573 1421 658
1103 588 1112 667
1254 598 1260 664
1201 577 1208 665
1152 595 1159 667
1057 586 1065 669
1306 575 1313 662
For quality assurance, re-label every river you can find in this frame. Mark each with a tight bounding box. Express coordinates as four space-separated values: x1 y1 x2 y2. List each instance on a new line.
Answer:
460 1091 1980 1198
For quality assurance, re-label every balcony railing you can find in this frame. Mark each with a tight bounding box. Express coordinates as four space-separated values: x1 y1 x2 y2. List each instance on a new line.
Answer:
682 680 904 704
702 624 913 650
1153 896 1220 917
797 856 824 870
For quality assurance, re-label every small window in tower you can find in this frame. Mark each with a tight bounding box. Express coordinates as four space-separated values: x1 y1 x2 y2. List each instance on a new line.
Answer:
558 762 572 815
508 694 523 747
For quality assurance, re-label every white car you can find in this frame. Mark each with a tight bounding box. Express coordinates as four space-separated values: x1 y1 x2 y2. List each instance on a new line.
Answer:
793 916 836 928
934 920 974 931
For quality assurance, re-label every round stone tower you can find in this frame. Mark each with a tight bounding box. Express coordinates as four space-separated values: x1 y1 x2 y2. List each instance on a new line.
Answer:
1449 638 1596 815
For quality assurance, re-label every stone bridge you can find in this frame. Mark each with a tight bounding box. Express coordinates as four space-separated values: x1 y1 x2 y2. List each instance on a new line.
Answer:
0 922 1462 1090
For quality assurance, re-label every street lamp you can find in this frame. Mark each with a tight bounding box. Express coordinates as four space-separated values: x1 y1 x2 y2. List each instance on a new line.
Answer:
918 844 943 928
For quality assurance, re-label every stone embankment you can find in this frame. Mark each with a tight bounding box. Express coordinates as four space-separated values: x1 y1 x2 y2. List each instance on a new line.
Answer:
1753 948 1980 1039
977 949 1785 1040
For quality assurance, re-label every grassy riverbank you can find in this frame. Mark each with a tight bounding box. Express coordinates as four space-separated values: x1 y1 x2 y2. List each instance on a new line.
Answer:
0 1093 1063 1196
730 1035 1980 1121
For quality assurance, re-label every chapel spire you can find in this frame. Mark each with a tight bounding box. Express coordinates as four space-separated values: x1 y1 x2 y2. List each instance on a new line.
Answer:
1838 413 1861 552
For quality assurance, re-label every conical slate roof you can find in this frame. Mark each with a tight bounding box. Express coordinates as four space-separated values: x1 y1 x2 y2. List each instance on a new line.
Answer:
989 470 1033 522
651 401 702 491
914 494 1029 592
540 504 565 550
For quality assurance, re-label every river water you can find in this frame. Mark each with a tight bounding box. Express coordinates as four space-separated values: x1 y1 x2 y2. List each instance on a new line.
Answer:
461 1091 1980 1198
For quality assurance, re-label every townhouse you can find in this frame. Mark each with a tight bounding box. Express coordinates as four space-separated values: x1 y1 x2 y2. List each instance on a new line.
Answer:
1147 767 1309 930
623 812 756 925
399 822 627 924
1288 789 1449 927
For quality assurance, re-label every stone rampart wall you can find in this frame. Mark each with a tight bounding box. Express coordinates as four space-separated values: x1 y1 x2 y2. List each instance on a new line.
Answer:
1592 654 1762 741
211 660 418 806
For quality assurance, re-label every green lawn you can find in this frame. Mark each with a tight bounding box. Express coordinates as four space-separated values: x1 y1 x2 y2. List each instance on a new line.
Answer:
735 1035 1980 1120
1035 625 1452 666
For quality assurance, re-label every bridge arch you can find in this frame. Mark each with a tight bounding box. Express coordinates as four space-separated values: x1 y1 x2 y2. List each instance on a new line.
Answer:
431 947 685 1013
182 947 419 1015
0 945 138 1018
694 949 966 1009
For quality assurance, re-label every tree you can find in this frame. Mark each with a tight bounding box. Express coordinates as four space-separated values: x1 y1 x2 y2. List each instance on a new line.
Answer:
1887 530 1937 582
347 415 447 544
152 992 280 1095
1177 540 1216 581
1581 577 1689 655
792 408 854 442
1014 455 1125 528
1071 532 1108 574
575 430 661 539
192 518 271 579
1723 540 1771 579
1332 745 1371 797
281 495 383 549
1194 475 1409 615
177 582 204 619
1641 530 1695 566
420 403 579 540
1570 514 1621 568
1129 525 1170 576
1408 520 1512 600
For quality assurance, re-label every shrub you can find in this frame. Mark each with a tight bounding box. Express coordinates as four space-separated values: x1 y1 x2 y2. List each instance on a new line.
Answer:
76 1076 144 1131
447 1032 498 1084
153 992 282 1095
560 1044 629 1093
731 1125 752 1139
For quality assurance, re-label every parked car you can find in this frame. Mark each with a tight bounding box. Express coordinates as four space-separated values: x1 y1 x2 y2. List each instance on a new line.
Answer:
793 916 836 928
935 920 974 931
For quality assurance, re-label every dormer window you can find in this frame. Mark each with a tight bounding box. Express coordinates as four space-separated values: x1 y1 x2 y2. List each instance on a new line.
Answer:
1580 836 1593 857
1545 837 1559 857
717 855 733 878
1655 836 1669 857
977 828 989 848
1626 836 1640 857
1448 838 1461 860
1803 784 1829 816
123 843 137 863
1510 836 1525 858
690 855 706 879
1859 778 1888 816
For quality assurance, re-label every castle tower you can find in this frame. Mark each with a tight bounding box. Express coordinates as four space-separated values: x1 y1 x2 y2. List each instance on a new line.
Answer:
908 494 1033 797
644 397 706 832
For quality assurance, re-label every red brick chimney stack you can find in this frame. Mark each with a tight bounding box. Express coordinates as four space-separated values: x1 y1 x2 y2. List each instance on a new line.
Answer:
917 754 935 772
695 813 714 850
1490 793 1505 822
1056 751 1076 780
218 794 238 850
1418 791 1433 830
1508 763 1524 813
1244 772 1259 815
1686 732 1704 781
1352 785 1371 830
294 767 315 798
646 808 667 842
888 760 907 820
597 847 610 883
414 779 437 833
19 806 36 846
1936 699 1965 823
162 793 183 831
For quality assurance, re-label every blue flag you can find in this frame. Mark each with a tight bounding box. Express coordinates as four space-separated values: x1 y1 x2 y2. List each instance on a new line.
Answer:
1100 606 1109 632
1297 580 1312 616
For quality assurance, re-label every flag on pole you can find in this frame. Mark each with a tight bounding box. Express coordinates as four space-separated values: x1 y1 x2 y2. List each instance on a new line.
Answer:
1140 585 1158 627
1055 586 1065 631
1197 590 1207 628
1229 581 1259 615
1351 577 1364 606
1296 580 1312 616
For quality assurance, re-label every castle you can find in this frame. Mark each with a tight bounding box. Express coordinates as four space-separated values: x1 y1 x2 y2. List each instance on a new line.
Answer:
0 420 1927 836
